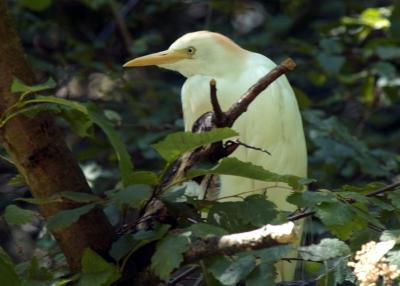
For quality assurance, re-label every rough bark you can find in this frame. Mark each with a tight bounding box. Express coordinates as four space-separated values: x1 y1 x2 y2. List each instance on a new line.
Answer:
0 0 114 272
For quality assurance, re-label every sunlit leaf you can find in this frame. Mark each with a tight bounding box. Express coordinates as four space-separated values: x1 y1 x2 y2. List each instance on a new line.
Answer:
11 78 55 94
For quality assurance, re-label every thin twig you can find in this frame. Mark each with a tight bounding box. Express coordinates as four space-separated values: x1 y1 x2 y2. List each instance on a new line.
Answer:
168 266 199 286
288 181 400 222
209 79 225 124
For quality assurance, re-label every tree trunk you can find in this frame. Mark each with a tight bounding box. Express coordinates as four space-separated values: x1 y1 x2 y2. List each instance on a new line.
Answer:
0 0 114 272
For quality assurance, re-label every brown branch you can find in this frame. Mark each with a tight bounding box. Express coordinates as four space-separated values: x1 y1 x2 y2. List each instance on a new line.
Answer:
0 0 114 271
183 222 296 264
225 58 296 126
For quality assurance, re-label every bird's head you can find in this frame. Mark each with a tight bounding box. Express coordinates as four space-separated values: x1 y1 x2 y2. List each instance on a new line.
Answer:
123 31 246 77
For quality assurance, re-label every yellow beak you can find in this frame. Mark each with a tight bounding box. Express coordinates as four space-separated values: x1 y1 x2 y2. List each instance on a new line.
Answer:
123 49 189 67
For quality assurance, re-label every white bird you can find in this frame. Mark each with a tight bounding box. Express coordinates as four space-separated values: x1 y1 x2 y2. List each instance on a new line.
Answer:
124 31 307 281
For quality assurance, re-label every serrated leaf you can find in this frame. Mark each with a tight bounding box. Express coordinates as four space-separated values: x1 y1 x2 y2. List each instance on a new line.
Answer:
208 195 277 232
368 197 395 211
4 205 36 225
152 128 238 162
11 78 56 94
151 234 190 281
0 247 20 286
47 204 95 230
299 238 351 261
188 223 228 237
78 249 120 286
287 191 337 208
60 192 101 203
127 171 159 185
110 185 151 209
315 202 361 239
208 255 256 285
188 157 307 190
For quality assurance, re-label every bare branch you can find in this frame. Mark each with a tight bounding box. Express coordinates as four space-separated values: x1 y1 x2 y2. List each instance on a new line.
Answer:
183 222 296 264
225 58 296 126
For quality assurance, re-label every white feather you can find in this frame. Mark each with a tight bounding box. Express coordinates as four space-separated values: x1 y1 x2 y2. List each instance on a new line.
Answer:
182 52 307 211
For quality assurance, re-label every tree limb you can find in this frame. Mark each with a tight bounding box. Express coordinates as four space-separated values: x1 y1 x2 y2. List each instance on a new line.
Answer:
183 222 296 264
0 0 114 272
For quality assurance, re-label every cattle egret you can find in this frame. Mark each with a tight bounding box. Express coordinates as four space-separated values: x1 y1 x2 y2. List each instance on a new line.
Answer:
124 31 307 281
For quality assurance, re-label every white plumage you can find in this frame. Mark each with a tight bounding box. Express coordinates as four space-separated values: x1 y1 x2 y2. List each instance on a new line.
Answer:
124 31 307 280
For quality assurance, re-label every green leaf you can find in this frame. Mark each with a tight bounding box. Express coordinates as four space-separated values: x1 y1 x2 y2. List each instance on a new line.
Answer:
78 249 121 286
60 192 101 203
15 197 61 205
208 255 256 285
109 235 135 262
188 157 308 190
152 128 238 162
315 202 364 239
208 195 277 232
151 233 190 281
26 257 52 281
110 185 152 209
376 46 400 60
87 107 134 186
12 97 133 186
299 238 351 261
287 191 337 208
0 247 20 286
4 205 36 225
47 204 95 230
110 225 170 261
61 108 93 137
387 190 400 208
246 263 276 286
317 53 345 74
20 0 52 11
188 223 228 237
11 78 55 94
127 171 159 185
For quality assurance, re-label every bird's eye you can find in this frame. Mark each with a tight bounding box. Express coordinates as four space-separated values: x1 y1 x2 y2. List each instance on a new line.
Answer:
187 47 196 56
